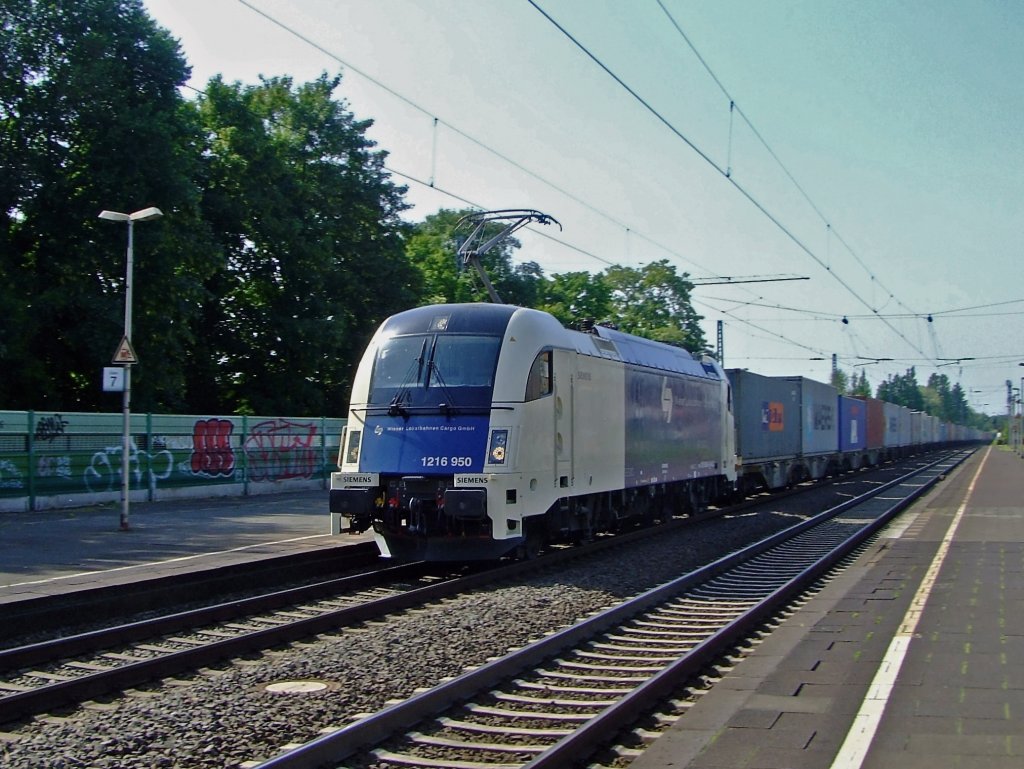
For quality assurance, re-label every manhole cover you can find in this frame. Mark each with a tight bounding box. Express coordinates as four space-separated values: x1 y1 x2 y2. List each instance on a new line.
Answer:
265 680 329 694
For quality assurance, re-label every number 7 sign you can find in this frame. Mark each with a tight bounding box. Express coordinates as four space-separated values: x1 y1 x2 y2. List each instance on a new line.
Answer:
102 367 125 392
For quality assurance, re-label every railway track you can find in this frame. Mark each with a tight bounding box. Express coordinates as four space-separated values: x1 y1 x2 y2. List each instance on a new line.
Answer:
0 451 959 734
0 499 707 725
0 560 467 724
248 448 972 769
0 540 385 644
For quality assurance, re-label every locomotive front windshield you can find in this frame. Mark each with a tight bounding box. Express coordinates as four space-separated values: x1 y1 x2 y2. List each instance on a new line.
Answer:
369 333 502 410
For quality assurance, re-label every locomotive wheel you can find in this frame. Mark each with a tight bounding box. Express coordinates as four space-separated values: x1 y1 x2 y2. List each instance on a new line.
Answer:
516 520 546 560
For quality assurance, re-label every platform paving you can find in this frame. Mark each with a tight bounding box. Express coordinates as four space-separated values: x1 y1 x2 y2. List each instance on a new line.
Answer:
630 444 1022 769
0 488 372 607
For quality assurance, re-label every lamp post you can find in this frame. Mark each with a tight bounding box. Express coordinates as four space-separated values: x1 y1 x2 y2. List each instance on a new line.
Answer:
98 207 163 530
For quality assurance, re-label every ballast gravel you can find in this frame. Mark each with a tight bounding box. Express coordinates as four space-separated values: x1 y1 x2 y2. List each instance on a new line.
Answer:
0 486 871 768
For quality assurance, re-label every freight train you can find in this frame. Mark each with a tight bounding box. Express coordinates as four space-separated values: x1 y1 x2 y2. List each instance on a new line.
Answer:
328 302 987 561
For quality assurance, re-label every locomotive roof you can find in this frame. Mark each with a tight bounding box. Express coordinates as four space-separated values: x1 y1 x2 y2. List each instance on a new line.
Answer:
380 303 518 336
380 304 720 380
590 325 720 380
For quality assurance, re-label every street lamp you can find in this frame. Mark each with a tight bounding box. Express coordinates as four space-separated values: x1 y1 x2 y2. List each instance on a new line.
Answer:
98 206 163 530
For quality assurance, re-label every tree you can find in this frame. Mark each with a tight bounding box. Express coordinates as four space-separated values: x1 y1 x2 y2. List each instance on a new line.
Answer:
601 260 707 350
193 74 417 415
850 370 871 397
876 368 925 411
404 215 707 351
831 369 849 395
535 271 613 328
1 0 210 411
923 372 970 424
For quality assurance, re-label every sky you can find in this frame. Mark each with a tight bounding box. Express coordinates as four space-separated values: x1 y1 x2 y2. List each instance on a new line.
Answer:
142 0 1024 416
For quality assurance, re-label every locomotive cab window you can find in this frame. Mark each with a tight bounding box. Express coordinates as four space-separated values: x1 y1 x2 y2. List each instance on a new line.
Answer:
368 333 502 409
525 350 552 401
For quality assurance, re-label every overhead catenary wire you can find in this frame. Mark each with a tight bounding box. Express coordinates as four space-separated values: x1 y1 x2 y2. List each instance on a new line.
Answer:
236 0 720 280
232 0 980 379
655 0 917 320
526 0 936 369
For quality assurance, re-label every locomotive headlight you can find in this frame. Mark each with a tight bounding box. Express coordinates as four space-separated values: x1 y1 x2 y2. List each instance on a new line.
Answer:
345 430 361 466
488 429 508 465
337 426 348 468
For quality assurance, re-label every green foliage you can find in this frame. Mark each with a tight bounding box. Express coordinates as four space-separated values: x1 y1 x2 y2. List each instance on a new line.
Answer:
850 369 871 397
876 367 925 411
405 210 706 351
923 373 971 425
535 271 613 327
831 369 849 395
1 0 208 411
601 260 706 351
1 5 709 415
875 368 988 428
193 74 416 415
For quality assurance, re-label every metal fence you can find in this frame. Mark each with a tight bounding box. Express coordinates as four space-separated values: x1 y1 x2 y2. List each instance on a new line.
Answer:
0 410 346 512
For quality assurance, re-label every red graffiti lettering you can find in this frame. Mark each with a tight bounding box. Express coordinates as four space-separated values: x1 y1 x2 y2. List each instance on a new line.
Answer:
191 419 236 477
244 419 318 482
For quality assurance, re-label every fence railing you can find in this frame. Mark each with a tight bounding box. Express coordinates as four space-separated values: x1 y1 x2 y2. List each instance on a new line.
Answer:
0 410 345 512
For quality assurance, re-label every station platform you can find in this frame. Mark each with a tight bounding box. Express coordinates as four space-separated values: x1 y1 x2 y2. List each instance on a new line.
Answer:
0 488 372 609
632 444 1022 769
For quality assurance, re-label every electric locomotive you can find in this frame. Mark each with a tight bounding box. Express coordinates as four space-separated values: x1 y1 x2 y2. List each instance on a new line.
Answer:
330 302 736 561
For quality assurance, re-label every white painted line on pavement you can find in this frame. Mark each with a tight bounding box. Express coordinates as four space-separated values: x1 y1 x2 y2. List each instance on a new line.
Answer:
829 446 991 769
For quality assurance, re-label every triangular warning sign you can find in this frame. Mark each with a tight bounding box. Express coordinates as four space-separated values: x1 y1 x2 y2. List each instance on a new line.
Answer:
112 336 138 364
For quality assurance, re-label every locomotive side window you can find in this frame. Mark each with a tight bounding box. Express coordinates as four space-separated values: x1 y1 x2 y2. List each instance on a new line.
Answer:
526 350 552 401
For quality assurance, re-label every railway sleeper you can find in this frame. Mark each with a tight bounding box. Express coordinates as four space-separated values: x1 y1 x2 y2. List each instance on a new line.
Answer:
409 731 550 753
437 716 573 738
371 747 524 768
514 679 634 696
464 702 594 721
492 692 616 708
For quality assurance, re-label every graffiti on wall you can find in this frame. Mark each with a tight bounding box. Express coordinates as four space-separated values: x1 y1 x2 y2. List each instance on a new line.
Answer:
34 414 69 443
244 419 318 482
84 440 175 494
190 419 236 477
0 410 337 508
37 455 72 479
0 459 23 489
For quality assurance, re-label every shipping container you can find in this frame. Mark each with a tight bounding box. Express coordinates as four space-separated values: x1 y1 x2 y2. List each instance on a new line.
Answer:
923 415 938 444
780 376 839 456
858 396 885 449
726 370 801 461
838 396 867 452
882 401 901 448
897 406 912 447
910 411 923 446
